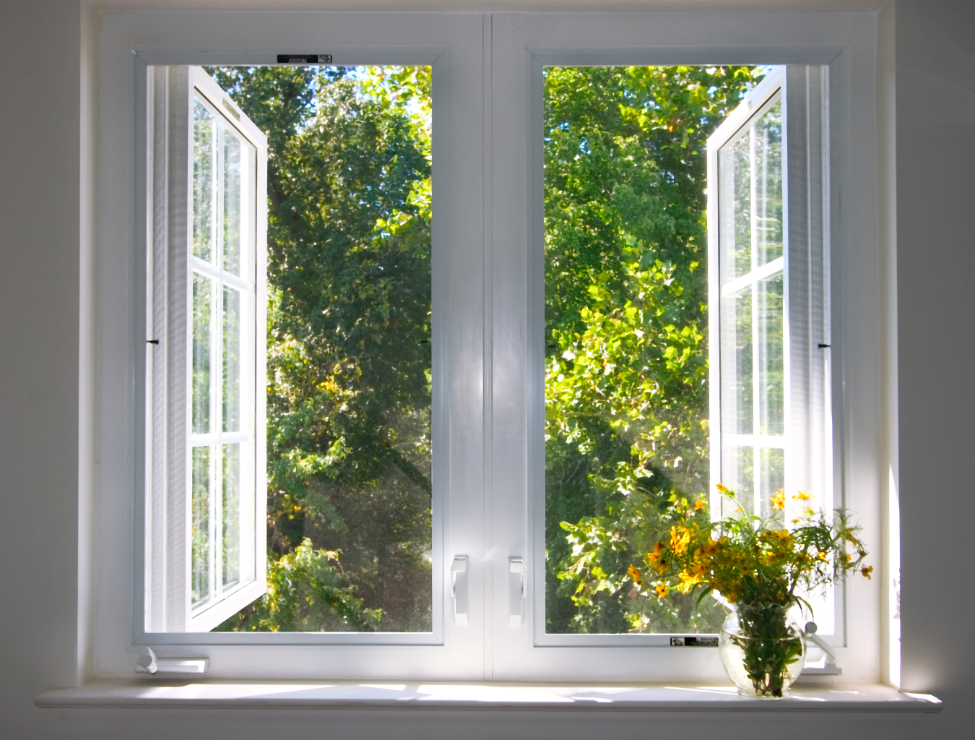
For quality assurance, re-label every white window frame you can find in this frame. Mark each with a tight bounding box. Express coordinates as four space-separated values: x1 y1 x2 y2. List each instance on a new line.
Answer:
95 11 488 680
93 8 886 684
490 12 882 682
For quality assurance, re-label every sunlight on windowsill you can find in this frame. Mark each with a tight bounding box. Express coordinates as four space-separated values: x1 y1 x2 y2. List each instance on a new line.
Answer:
36 681 940 712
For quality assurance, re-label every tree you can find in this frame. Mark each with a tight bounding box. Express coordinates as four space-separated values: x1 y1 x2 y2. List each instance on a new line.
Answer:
542 66 760 634
208 65 435 632
205 62 758 635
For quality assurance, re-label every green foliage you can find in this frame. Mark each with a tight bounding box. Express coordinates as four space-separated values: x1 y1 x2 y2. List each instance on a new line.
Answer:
207 63 763 635
543 66 761 634
210 66 434 632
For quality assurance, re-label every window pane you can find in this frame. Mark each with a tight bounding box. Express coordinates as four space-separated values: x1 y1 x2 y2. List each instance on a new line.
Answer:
754 101 782 266
193 100 216 263
191 445 211 607
719 130 752 280
721 287 753 436
758 272 784 436
721 444 755 516
222 286 240 433
542 66 763 636
208 65 433 633
222 443 241 592
758 446 785 523
222 128 244 276
192 272 213 435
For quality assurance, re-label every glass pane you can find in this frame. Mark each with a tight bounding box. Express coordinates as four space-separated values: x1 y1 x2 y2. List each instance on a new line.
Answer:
193 100 216 263
541 65 763 636
222 286 241 433
222 443 241 592
754 100 783 266
191 445 211 607
207 65 433 634
721 287 753 436
758 447 785 523
758 272 784 436
719 130 753 280
721 445 755 517
192 272 213 435
223 129 243 276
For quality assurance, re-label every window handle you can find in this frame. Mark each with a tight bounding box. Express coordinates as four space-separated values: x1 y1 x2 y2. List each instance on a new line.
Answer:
508 558 526 627
450 556 469 625
134 646 209 676
801 621 838 665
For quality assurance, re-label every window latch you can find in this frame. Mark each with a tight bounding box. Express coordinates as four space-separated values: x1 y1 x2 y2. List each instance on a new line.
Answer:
508 558 526 627
794 621 841 675
135 646 209 676
450 556 469 625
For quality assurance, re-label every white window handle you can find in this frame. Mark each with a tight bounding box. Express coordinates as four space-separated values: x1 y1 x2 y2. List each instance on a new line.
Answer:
451 556 469 625
801 621 838 664
508 558 526 626
134 646 209 675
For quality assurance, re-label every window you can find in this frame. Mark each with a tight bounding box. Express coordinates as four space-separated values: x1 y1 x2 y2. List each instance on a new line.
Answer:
94 9 885 684
146 66 268 632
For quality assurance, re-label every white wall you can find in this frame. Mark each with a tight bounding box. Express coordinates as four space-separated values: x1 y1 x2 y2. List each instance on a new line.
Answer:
894 1 974 737
0 0 85 737
0 0 971 737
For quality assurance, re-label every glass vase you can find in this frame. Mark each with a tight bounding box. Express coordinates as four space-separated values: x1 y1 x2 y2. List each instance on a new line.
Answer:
718 603 806 699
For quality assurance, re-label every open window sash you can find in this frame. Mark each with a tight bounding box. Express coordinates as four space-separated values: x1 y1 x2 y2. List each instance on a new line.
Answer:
707 66 837 648
146 66 268 632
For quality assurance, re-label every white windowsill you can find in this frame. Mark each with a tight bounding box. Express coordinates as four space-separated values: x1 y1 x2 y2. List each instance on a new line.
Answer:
36 681 940 713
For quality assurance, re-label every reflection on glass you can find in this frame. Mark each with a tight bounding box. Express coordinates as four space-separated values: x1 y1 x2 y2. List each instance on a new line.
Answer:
193 101 215 263
192 273 212 435
222 444 241 592
192 446 211 606
223 286 240 433
758 273 784 436
754 101 782 266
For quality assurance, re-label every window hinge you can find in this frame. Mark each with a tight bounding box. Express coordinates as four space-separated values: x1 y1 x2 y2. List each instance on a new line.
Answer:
135 646 209 676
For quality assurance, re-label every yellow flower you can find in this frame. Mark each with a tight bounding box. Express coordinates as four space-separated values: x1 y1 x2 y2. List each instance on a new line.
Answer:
654 583 669 598
646 542 665 565
715 483 730 495
792 491 812 501
690 562 708 578
771 491 785 510
700 539 720 558
861 565 873 579
693 499 707 512
627 564 642 586
816 551 829 564
670 525 691 556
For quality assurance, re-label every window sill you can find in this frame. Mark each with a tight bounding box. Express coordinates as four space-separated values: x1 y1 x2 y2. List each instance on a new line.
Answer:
36 681 940 713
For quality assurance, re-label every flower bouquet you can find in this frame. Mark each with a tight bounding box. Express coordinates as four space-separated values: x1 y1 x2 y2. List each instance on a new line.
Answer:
633 484 871 698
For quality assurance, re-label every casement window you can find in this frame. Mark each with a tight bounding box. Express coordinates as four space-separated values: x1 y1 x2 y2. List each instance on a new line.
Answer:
94 9 885 683
145 66 268 632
